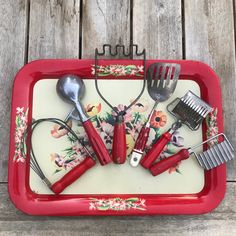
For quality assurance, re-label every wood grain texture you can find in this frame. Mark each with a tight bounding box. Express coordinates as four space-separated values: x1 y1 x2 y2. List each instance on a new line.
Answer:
0 0 28 182
184 0 236 181
28 0 80 60
1 1 236 235
1 182 236 235
133 0 182 59
82 0 130 58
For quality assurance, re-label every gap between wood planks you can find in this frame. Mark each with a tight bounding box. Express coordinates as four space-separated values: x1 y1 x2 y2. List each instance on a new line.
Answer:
233 0 236 55
79 0 83 59
24 0 30 64
181 0 186 59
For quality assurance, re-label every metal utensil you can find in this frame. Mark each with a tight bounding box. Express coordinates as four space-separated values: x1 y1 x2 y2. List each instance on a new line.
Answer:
57 74 112 165
22 118 96 194
95 44 146 164
150 133 235 176
168 91 213 130
141 90 213 169
58 108 81 131
130 63 180 167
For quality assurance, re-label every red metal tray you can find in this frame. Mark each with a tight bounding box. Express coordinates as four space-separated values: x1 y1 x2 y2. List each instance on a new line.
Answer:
8 59 225 215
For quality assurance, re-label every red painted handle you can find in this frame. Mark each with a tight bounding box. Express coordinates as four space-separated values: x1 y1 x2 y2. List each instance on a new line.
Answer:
112 121 126 164
50 157 96 194
149 149 190 176
83 120 112 165
140 131 173 169
134 126 151 151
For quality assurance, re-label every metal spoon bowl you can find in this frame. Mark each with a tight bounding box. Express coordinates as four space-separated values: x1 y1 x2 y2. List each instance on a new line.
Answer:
56 74 85 104
56 74 88 122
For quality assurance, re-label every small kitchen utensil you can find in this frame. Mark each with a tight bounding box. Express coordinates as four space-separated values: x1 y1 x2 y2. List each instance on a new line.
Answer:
57 74 112 165
141 90 213 169
95 44 146 164
150 133 235 176
130 62 180 167
22 118 96 195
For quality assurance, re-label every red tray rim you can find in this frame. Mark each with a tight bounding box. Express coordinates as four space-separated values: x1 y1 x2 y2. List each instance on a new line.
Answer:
8 59 225 216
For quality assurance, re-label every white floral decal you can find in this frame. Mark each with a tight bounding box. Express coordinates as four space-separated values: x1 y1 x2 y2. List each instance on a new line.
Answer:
14 107 28 163
89 197 146 211
91 64 144 77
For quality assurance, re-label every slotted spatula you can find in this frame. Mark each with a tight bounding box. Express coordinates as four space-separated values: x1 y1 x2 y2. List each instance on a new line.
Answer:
130 63 180 167
149 133 235 176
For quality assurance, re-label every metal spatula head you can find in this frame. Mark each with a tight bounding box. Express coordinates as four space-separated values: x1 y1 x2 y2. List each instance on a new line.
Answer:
147 63 180 102
191 133 235 170
167 91 213 130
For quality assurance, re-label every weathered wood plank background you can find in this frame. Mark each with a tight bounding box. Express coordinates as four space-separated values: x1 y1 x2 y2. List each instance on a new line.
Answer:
0 0 235 235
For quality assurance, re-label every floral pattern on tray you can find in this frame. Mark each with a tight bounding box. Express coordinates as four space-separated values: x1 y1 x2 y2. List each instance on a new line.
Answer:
91 64 144 77
14 107 28 163
206 108 218 147
89 197 146 211
49 99 185 174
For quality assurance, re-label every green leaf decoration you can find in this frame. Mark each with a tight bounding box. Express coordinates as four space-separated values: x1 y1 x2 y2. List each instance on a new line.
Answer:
135 207 146 211
67 134 77 143
16 116 20 127
64 159 75 164
126 122 133 130
53 169 61 174
113 197 121 201
175 168 182 175
213 108 217 116
63 147 74 152
125 198 138 202
132 112 141 124
103 112 115 125
98 72 110 77
164 148 176 155
153 131 161 143
125 65 137 69
97 205 110 211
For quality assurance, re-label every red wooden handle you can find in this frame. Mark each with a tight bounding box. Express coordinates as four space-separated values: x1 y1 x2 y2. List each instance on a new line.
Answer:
112 121 126 164
140 131 173 169
50 157 96 194
149 149 190 176
134 126 150 151
83 120 112 165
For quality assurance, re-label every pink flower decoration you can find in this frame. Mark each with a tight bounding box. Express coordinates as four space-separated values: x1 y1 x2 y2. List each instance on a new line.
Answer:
16 107 24 115
168 161 181 174
137 65 144 73
16 156 25 163
50 120 72 138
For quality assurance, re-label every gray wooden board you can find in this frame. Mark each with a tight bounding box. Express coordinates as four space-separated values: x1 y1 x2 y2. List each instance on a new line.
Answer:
133 0 182 59
28 0 80 60
184 0 236 181
82 0 130 58
0 183 236 235
0 0 28 182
